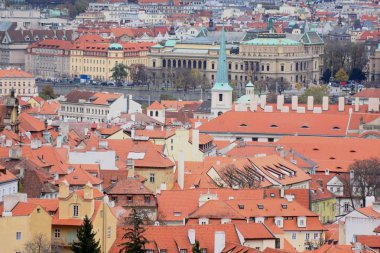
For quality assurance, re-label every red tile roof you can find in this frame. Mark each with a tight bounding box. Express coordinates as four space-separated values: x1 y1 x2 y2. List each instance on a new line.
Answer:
84 137 175 169
56 168 102 186
147 101 165 110
199 111 349 137
353 88 380 98
277 136 380 173
356 235 380 249
0 168 17 183
0 69 33 78
236 223 275 239
157 188 264 222
110 224 240 253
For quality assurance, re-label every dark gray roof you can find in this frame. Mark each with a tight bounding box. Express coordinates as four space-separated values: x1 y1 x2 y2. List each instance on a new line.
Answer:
194 99 211 113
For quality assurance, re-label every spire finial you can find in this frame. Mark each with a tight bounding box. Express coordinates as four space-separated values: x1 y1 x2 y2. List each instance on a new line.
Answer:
211 28 232 91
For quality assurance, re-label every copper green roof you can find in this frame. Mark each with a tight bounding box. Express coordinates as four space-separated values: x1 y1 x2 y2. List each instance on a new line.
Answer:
246 81 254 87
109 43 123 50
242 38 301 46
165 40 177 47
151 44 164 48
212 28 233 92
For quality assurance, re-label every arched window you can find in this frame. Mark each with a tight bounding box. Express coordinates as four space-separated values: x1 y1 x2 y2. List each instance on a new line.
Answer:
218 111 223 116
155 111 158 117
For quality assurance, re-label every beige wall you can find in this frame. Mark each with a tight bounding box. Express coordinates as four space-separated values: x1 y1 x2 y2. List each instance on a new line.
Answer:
0 207 52 253
0 77 37 96
284 230 324 251
136 167 174 192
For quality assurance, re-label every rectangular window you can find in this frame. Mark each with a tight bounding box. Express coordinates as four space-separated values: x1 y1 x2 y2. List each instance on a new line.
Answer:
127 196 133 204
344 203 350 212
292 233 296 240
54 229 60 238
16 232 21 240
73 205 79 217
281 65 284 71
314 233 319 239
149 173 155 183
306 233 310 240
219 94 223 102
145 196 151 204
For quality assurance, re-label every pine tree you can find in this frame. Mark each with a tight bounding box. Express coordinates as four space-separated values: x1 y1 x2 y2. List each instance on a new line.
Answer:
119 209 148 253
71 215 101 253
192 240 202 253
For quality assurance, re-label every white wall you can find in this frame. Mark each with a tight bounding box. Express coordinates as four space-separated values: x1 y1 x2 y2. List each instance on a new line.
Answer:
69 151 117 170
342 216 380 244
0 180 18 201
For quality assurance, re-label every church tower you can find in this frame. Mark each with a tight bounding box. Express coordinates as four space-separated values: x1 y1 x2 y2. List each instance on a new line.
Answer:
211 29 233 118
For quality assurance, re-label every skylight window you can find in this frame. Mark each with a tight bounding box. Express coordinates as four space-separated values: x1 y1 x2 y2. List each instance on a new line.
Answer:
301 125 309 129
332 126 341 130
240 124 247 127
270 124 278 128
257 204 264 209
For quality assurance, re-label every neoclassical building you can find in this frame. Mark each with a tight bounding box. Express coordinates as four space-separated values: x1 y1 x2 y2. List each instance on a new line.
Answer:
369 44 380 82
147 31 324 87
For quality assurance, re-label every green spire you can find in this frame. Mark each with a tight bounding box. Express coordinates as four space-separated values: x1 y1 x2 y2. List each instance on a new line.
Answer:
212 28 233 91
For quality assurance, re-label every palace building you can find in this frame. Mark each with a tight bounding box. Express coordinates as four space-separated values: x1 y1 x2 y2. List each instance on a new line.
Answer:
147 28 324 87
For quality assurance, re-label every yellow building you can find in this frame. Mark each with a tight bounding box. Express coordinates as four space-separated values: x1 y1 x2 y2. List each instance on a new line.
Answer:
53 181 117 253
70 42 154 81
310 175 337 224
0 194 52 253
0 69 37 97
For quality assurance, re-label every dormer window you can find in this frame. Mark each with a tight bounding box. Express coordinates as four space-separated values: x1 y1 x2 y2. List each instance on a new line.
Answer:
332 126 341 130
240 124 247 127
301 125 309 129
270 124 278 128
257 204 264 209
281 204 287 209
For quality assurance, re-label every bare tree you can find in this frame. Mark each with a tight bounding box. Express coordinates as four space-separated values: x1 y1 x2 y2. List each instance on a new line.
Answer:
349 157 380 207
24 233 61 253
216 163 262 189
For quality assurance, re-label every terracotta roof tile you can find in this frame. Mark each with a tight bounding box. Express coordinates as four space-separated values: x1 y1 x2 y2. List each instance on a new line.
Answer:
147 101 165 110
199 111 349 137
0 69 33 78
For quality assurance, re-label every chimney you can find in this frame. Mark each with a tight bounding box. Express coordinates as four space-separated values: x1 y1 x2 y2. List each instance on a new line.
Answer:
58 180 70 199
131 128 135 139
178 151 185 190
307 96 314 111
280 187 284 198
214 231 226 253
368 98 380 112
194 121 202 129
281 106 289 113
264 105 273 112
372 201 380 213
260 95 267 108
354 97 360 112
249 94 257 111
192 130 199 160
188 229 196 245
322 96 329 111
338 97 345 112
365 196 375 207
296 107 305 113
56 134 62 148
131 114 136 122
291 96 298 110
127 159 135 178
277 95 284 111
83 182 93 200
84 128 88 136
2 193 27 216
